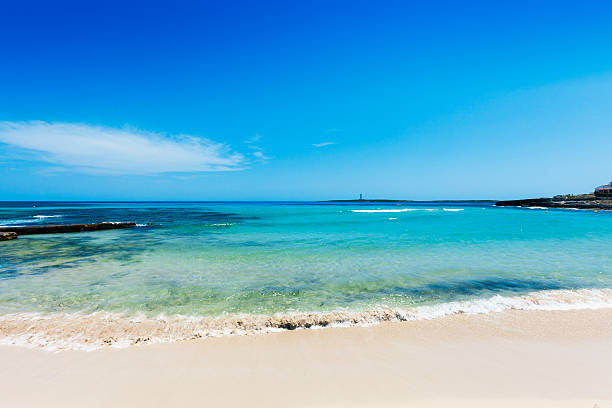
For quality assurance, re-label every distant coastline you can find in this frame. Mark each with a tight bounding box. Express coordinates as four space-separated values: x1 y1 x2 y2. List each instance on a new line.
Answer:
325 199 495 203
495 194 612 210
325 195 612 210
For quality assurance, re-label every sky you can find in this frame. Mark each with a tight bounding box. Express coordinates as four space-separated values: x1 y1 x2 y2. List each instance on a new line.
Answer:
1 0 612 201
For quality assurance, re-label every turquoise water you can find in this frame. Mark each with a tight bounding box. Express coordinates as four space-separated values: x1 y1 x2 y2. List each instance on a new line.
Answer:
1 201 612 319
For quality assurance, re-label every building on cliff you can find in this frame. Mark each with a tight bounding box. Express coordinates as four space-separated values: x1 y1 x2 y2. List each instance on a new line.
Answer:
594 182 612 197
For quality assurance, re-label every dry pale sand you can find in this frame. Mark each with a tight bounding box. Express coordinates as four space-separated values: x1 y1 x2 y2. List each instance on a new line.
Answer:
1 308 612 407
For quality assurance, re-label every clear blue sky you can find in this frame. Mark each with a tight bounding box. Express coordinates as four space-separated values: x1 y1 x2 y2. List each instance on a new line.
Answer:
1 0 611 200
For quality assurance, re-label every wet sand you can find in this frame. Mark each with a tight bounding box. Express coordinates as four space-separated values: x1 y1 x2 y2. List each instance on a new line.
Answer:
1 308 612 407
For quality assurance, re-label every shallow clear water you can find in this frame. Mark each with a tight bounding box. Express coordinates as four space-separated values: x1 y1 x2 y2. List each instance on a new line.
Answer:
1 201 611 318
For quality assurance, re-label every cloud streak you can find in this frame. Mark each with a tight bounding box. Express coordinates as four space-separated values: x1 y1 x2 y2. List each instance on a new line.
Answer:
244 134 271 160
312 142 336 147
0 121 245 174
251 150 271 160
244 134 261 144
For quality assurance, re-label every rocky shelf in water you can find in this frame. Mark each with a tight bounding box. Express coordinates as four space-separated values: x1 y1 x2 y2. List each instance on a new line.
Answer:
0 222 137 237
495 194 612 210
0 232 18 241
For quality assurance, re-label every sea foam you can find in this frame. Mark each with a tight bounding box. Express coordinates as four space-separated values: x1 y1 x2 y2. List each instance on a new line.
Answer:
0 218 40 226
1 288 611 352
0 215 62 226
352 209 429 213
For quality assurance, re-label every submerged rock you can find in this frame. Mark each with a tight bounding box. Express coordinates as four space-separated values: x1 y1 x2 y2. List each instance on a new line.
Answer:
0 232 18 241
0 222 137 235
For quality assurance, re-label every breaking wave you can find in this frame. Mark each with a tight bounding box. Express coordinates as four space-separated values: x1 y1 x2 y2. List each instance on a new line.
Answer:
352 209 431 213
1 288 611 352
0 215 63 226
0 218 40 226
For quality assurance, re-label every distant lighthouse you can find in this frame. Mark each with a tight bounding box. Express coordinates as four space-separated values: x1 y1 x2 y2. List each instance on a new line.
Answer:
359 194 363 200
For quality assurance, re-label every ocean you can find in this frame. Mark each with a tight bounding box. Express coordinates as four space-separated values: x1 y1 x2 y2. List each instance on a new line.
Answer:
1 201 611 350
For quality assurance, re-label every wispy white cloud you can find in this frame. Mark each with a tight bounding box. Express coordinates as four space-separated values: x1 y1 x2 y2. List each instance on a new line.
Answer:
247 145 271 160
251 150 271 160
244 134 262 144
243 134 271 160
0 121 244 174
312 142 336 147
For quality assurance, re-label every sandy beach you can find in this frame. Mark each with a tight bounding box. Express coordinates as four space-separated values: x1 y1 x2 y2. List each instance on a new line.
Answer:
2 308 611 407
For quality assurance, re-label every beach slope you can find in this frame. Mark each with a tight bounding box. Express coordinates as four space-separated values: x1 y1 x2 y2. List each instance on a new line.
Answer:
1 308 611 407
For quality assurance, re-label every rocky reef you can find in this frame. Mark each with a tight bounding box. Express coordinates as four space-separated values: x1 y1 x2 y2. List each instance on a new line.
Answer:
0 222 137 237
0 232 18 241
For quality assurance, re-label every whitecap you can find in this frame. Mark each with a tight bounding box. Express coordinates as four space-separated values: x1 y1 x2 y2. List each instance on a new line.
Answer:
353 209 418 213
1 288 611 352
0 219 39 226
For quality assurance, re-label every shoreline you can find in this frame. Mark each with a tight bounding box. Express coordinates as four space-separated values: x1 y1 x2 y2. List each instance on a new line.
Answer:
2 288 612 351
2 308 612 407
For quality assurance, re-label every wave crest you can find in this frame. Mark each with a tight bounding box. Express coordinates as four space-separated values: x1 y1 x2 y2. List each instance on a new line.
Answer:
1 288 611 352
352 209 434 213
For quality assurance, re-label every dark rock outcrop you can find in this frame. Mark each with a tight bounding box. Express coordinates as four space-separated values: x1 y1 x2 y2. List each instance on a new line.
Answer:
0 222 137 236
495 194 612 210
0 232 18 241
